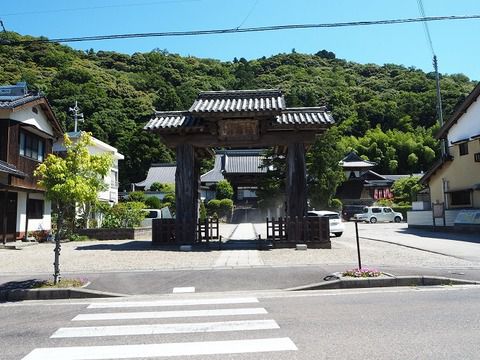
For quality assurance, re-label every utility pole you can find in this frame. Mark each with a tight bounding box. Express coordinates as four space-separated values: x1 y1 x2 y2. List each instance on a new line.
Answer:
433 55 447 156
0 20 6 33
69 101 84 132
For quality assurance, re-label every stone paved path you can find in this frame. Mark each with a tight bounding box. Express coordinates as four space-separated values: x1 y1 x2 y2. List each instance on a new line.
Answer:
214 224 264 267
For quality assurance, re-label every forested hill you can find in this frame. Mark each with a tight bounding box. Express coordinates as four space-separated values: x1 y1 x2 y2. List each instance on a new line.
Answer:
0 33 475 187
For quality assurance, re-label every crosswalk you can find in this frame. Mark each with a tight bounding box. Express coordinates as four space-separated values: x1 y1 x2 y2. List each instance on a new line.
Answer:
22 296 298 359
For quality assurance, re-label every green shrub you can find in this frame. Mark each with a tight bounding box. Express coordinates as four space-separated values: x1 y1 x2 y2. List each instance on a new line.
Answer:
199 200 207 221
150 182 175 193
216 180 234 200
207 199 221 216
219 198 233 219
375 198 394 207
127 191 146 203
145 196 162 209
329 198 342 212
101 201 146 228
162 193 176 214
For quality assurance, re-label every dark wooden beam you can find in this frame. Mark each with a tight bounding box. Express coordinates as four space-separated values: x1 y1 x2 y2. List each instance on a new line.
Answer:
175 144 198 244
286 143 307 241
156 131 323 148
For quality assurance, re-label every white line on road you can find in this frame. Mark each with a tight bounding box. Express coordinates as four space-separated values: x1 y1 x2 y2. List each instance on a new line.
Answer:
22 337 297 360
73 307 268 321
87 297 258 309
172 287 195 293
52 319 279 338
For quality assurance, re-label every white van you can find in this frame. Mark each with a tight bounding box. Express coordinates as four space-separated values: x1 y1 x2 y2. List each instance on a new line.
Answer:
140 207 173 227
354 207 403 223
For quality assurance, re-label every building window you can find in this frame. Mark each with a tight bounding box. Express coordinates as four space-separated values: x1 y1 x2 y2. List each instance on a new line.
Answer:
110 170 118 188
27 199 44 219
450 190 471 206
19 131 45 161
459 142 469 156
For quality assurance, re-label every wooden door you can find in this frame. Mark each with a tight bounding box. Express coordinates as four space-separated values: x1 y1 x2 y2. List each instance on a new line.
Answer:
1 191 17 242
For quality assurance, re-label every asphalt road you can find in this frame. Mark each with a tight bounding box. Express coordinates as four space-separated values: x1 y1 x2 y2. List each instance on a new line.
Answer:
2 286 479 360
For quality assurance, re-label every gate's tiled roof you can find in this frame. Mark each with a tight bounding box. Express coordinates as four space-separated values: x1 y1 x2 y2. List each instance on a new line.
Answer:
274 107 334 126
145 90 334 131
144 111 202 130
189 89 285 113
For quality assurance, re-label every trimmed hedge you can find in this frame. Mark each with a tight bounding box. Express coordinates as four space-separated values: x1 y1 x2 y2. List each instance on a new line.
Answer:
392 205 412 220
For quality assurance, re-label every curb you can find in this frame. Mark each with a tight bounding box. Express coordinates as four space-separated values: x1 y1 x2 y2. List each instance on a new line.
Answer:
285 275 480 291
0 287 125 302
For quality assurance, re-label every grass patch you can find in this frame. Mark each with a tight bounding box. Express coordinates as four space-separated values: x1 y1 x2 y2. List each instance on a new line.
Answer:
32 278 88 288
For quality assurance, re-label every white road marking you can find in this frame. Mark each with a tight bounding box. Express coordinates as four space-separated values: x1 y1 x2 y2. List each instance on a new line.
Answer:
172 287 195 293
52 319 279 338
22 337 297 360
73 307 268 321
88 297 258 309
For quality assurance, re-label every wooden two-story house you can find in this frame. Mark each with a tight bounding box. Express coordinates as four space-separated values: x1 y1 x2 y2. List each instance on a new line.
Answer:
0 82 62 242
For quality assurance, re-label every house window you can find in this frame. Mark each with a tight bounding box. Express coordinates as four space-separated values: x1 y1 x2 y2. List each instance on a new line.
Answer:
450 190 471 206
19 131 45 162
27 199 44 219
459 142 469 156
110 170 118 188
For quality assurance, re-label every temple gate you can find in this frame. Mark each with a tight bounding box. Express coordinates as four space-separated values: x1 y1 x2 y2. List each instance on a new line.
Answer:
144 89 334 246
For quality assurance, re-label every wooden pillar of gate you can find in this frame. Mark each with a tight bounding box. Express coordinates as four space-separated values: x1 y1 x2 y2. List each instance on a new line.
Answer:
175 144 199 244
286 143 307 242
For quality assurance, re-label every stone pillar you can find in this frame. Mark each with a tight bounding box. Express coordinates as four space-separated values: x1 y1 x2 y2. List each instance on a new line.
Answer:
175 144 198 244
286 143 307 241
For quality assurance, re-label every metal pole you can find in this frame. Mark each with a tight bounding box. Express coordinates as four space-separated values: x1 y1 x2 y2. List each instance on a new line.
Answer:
433 55 447 156
2 189 7 245
355 220 362 269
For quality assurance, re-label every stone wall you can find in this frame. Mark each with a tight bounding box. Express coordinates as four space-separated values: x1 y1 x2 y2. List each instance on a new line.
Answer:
76 227 152 240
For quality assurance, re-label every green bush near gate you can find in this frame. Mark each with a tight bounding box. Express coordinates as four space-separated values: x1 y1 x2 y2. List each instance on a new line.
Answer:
207 199 221 216
219 199 234 219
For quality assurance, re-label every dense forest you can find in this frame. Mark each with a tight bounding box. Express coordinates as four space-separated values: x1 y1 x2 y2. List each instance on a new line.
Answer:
0 32 475 188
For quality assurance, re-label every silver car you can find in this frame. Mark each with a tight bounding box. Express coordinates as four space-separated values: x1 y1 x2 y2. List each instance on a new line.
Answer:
354 206 403 223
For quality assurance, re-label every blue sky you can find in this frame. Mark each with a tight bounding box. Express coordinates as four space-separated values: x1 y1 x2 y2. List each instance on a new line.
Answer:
2 0 480 80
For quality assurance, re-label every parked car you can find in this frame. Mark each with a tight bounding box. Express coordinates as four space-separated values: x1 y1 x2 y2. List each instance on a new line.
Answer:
141 207 173 227
354 206 403 223
341 205 366 221
308 210 345 237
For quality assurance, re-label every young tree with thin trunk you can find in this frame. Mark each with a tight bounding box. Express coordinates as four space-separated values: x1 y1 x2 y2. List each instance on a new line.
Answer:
35 132 112 284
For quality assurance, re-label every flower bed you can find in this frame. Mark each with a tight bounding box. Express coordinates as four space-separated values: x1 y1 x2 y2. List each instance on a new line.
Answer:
342 268 382 278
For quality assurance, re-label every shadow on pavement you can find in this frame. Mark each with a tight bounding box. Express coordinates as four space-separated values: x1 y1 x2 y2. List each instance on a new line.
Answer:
0 279 42 291
395 227 480 244
75 241 217 252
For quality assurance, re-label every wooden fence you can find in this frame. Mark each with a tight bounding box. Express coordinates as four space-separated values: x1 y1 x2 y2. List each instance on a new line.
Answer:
152 217 219 244
266 216 331 248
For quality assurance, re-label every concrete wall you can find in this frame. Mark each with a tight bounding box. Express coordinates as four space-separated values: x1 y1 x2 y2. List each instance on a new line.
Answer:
76 227 152 240
407 209 463 227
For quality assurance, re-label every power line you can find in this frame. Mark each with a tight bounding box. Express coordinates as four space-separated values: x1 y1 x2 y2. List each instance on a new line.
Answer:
0 0 199 17
417 0 435 56
236 0 260 30
1 14 479 45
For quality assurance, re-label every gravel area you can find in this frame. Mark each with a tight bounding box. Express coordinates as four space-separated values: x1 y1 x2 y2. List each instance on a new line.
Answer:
0 240 221 274
260 237 478 268
1 222 478 275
